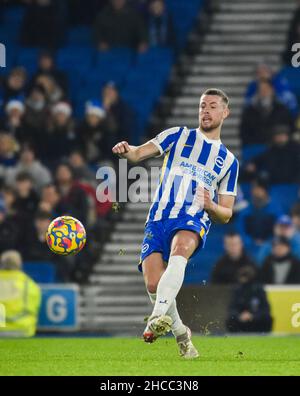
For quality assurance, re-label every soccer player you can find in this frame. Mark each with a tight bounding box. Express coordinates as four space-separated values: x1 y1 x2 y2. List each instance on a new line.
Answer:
112 88 239 359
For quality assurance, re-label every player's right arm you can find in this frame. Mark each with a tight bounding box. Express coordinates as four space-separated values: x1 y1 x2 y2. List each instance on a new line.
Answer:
112 126 184 163
111 140 160 164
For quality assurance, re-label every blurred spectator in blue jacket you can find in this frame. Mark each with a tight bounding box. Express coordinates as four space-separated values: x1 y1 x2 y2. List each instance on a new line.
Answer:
31 51 68 95
236 178 283 249
226 265 272 333
93 0 148 52
245 62 299 117
260 236 300 284
240 79 294 145
20 0 65 49
211 232 258 284
147 0 176 48
242 125 300 184
257 215 300 266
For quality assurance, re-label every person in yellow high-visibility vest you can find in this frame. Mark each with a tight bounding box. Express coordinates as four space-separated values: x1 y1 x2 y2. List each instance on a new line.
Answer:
0 250 41 337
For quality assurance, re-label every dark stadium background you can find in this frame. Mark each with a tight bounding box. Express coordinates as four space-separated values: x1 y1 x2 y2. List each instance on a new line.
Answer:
0 0 300 341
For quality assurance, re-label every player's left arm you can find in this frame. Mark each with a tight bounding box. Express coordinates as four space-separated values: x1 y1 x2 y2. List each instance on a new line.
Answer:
196 187 234 224
207 193 235 224
196 156 239 224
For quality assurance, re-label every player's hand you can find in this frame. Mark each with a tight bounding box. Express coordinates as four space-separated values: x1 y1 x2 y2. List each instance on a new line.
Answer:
112 141 131 157
195 185 214 212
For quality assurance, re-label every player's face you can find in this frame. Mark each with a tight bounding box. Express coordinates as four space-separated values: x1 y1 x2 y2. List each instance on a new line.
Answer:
199 95 229 132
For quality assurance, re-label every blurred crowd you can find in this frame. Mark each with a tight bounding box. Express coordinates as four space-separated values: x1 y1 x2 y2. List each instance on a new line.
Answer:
0 48 134 282
0 0 179 283
1 0 176 51
208 3 300 333
216 2 300 272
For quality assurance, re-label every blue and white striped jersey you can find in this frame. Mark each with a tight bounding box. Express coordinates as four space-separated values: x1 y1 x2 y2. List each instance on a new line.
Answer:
147 126 239 230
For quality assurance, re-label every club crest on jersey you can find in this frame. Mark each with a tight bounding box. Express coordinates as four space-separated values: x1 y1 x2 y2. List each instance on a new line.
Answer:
142 243 149 253
214 156 225 169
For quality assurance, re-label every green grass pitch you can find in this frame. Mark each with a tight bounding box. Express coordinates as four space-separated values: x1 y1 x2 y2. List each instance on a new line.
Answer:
0 336 300 376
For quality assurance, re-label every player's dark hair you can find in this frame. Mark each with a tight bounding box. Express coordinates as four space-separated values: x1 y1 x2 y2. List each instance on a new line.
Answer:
202 88 229 106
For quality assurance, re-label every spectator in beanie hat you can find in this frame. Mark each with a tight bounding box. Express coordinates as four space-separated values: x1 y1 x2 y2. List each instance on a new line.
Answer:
0 100 26 140
77 99 111 163
46 101 78 165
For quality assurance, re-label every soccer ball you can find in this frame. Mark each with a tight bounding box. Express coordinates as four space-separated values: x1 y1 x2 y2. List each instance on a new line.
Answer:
46 216 86 256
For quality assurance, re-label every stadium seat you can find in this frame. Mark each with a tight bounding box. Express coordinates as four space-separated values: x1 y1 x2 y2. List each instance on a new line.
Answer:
240 183 251 201
67 26 92 46
165 0 204 48
2 6 25 24
56 46 95 71
242 144 267 164
95 48 134 68
270 184 299 214
184 224 226 284
15 47 41 75
23 262 56 284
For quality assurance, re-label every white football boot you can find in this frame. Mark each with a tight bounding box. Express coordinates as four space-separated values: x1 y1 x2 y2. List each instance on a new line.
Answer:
176 327 199 359
143 315 172 343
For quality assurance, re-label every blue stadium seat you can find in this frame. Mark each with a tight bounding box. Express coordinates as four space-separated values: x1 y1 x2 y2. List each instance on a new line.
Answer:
242 144 267 163
95 48 134 67
165 0 203 48
270 184 299 214
2 6 26 24
184 223 225 284
0 26 19 45
14 47 40 75
185 251 219 284
56 46 94 71
136 47 173 64
23 262 56 284
240 183 251 201
67 26 92 46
